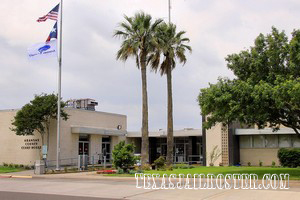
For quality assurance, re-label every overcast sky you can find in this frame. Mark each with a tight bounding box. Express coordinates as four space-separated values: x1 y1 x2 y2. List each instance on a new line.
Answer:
1 0 300 131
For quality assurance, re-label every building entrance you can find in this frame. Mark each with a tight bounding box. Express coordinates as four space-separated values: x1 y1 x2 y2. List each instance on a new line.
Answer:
102 137 111 163
79 134 89 155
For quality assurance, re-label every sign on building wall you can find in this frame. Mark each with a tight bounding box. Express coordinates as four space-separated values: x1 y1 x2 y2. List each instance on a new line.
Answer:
21 139 41 150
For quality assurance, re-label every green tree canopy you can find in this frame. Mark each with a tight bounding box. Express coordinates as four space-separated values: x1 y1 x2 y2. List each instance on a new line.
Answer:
198 27 300 135
112 141 137 172
11 93 69 145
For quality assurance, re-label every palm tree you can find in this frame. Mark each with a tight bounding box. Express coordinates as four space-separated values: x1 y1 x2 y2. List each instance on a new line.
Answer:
149 22 192 166
114 12 163 165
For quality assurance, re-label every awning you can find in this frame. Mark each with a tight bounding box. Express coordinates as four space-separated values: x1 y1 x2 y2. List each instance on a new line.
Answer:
235 128 297 135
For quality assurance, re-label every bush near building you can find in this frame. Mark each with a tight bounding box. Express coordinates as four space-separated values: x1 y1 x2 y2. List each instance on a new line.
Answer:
153 156 166 170
112 141 137 173
278 148 300 168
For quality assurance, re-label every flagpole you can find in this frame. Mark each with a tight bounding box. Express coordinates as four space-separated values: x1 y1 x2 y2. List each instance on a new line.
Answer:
168 0 171 24
56 0 63 171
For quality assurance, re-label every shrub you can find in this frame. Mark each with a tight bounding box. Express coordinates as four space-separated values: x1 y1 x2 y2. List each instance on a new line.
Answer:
153 156 166 170
173 163 189 169
20 164 24 168
129 170 136 174
141 163 152 170
259 160 263 167
208 145 222 166
14 164 20 168
8 163 14 168
25 165 31 170
112 141 137 173
272 161 276 167
117 168 124 174
247 162 251 166
136 169 144 173
3 163 8 167
278 148 300 168
166 165 173 171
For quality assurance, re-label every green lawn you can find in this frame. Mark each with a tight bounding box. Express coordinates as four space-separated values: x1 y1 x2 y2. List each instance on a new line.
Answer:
106 166 300 180
0 166 24 174
144 167 300 180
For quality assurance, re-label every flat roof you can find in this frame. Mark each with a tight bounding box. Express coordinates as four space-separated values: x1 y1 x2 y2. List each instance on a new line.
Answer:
127 129 202 138
235 128 297 135
0 107 126 118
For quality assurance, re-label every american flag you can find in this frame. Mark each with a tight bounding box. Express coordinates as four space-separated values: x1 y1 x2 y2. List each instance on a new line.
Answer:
37 4 59 22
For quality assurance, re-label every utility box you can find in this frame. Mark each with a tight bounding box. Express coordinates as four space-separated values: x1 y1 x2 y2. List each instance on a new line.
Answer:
34 160 45 174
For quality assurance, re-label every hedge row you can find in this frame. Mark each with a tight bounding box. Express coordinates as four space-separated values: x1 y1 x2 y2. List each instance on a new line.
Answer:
277 148 300 168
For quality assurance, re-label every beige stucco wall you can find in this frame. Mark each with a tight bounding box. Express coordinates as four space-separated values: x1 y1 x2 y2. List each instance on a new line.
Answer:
47 108 127 161
240 148 280 166
0 110 41 165
205 123 223 166
0 108 127 165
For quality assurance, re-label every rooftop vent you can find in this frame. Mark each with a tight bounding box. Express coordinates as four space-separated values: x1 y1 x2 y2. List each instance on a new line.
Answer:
66 98 98 111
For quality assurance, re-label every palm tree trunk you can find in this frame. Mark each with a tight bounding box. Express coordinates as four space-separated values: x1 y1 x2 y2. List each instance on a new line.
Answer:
140 56 149 165
166 66 174 167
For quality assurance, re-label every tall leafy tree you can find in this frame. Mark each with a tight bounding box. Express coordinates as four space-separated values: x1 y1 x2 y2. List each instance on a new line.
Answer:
11 93 69 157
114 12 163 164
149 23 192 166
198 27 300 136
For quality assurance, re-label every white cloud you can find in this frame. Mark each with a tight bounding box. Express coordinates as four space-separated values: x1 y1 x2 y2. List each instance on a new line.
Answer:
0 0 300 130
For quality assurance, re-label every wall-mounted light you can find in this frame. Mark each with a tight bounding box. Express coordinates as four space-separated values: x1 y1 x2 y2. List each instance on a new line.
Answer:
117 125 122 130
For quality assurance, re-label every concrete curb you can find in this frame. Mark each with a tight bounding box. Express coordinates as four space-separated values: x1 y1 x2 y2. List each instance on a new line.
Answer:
30 173 136 181
11 175 32 179
0 175 12 178
0 175 32 179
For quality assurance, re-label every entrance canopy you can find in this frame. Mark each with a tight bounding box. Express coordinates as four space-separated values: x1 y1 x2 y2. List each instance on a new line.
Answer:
71 126 126 136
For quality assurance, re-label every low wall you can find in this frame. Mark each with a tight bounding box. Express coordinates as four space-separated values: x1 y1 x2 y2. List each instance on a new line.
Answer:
240 148 280 166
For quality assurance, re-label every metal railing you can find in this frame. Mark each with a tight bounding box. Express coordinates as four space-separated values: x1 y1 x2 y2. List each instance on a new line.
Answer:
188 155 203 165
42 154 202 171
44 154 114 170
45 157 78 169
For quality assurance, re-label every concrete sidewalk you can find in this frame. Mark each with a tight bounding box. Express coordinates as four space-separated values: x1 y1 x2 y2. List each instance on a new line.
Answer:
2 170 300 188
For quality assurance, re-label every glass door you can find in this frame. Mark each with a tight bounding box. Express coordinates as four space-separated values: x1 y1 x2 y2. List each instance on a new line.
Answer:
175 143 185 163
79 141 89 155
102 137 111 163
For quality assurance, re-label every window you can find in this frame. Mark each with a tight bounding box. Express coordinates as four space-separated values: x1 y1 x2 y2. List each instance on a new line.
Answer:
265 135 278 148
292 135 300 147
239 136 252 148
253 135 265 148
279 135 291 147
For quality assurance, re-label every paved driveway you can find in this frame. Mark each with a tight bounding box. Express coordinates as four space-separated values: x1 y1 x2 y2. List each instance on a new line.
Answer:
0 175 300 200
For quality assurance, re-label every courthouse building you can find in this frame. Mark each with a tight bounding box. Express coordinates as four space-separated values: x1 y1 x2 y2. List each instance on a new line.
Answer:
2 98 296 167
0 99 202 166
